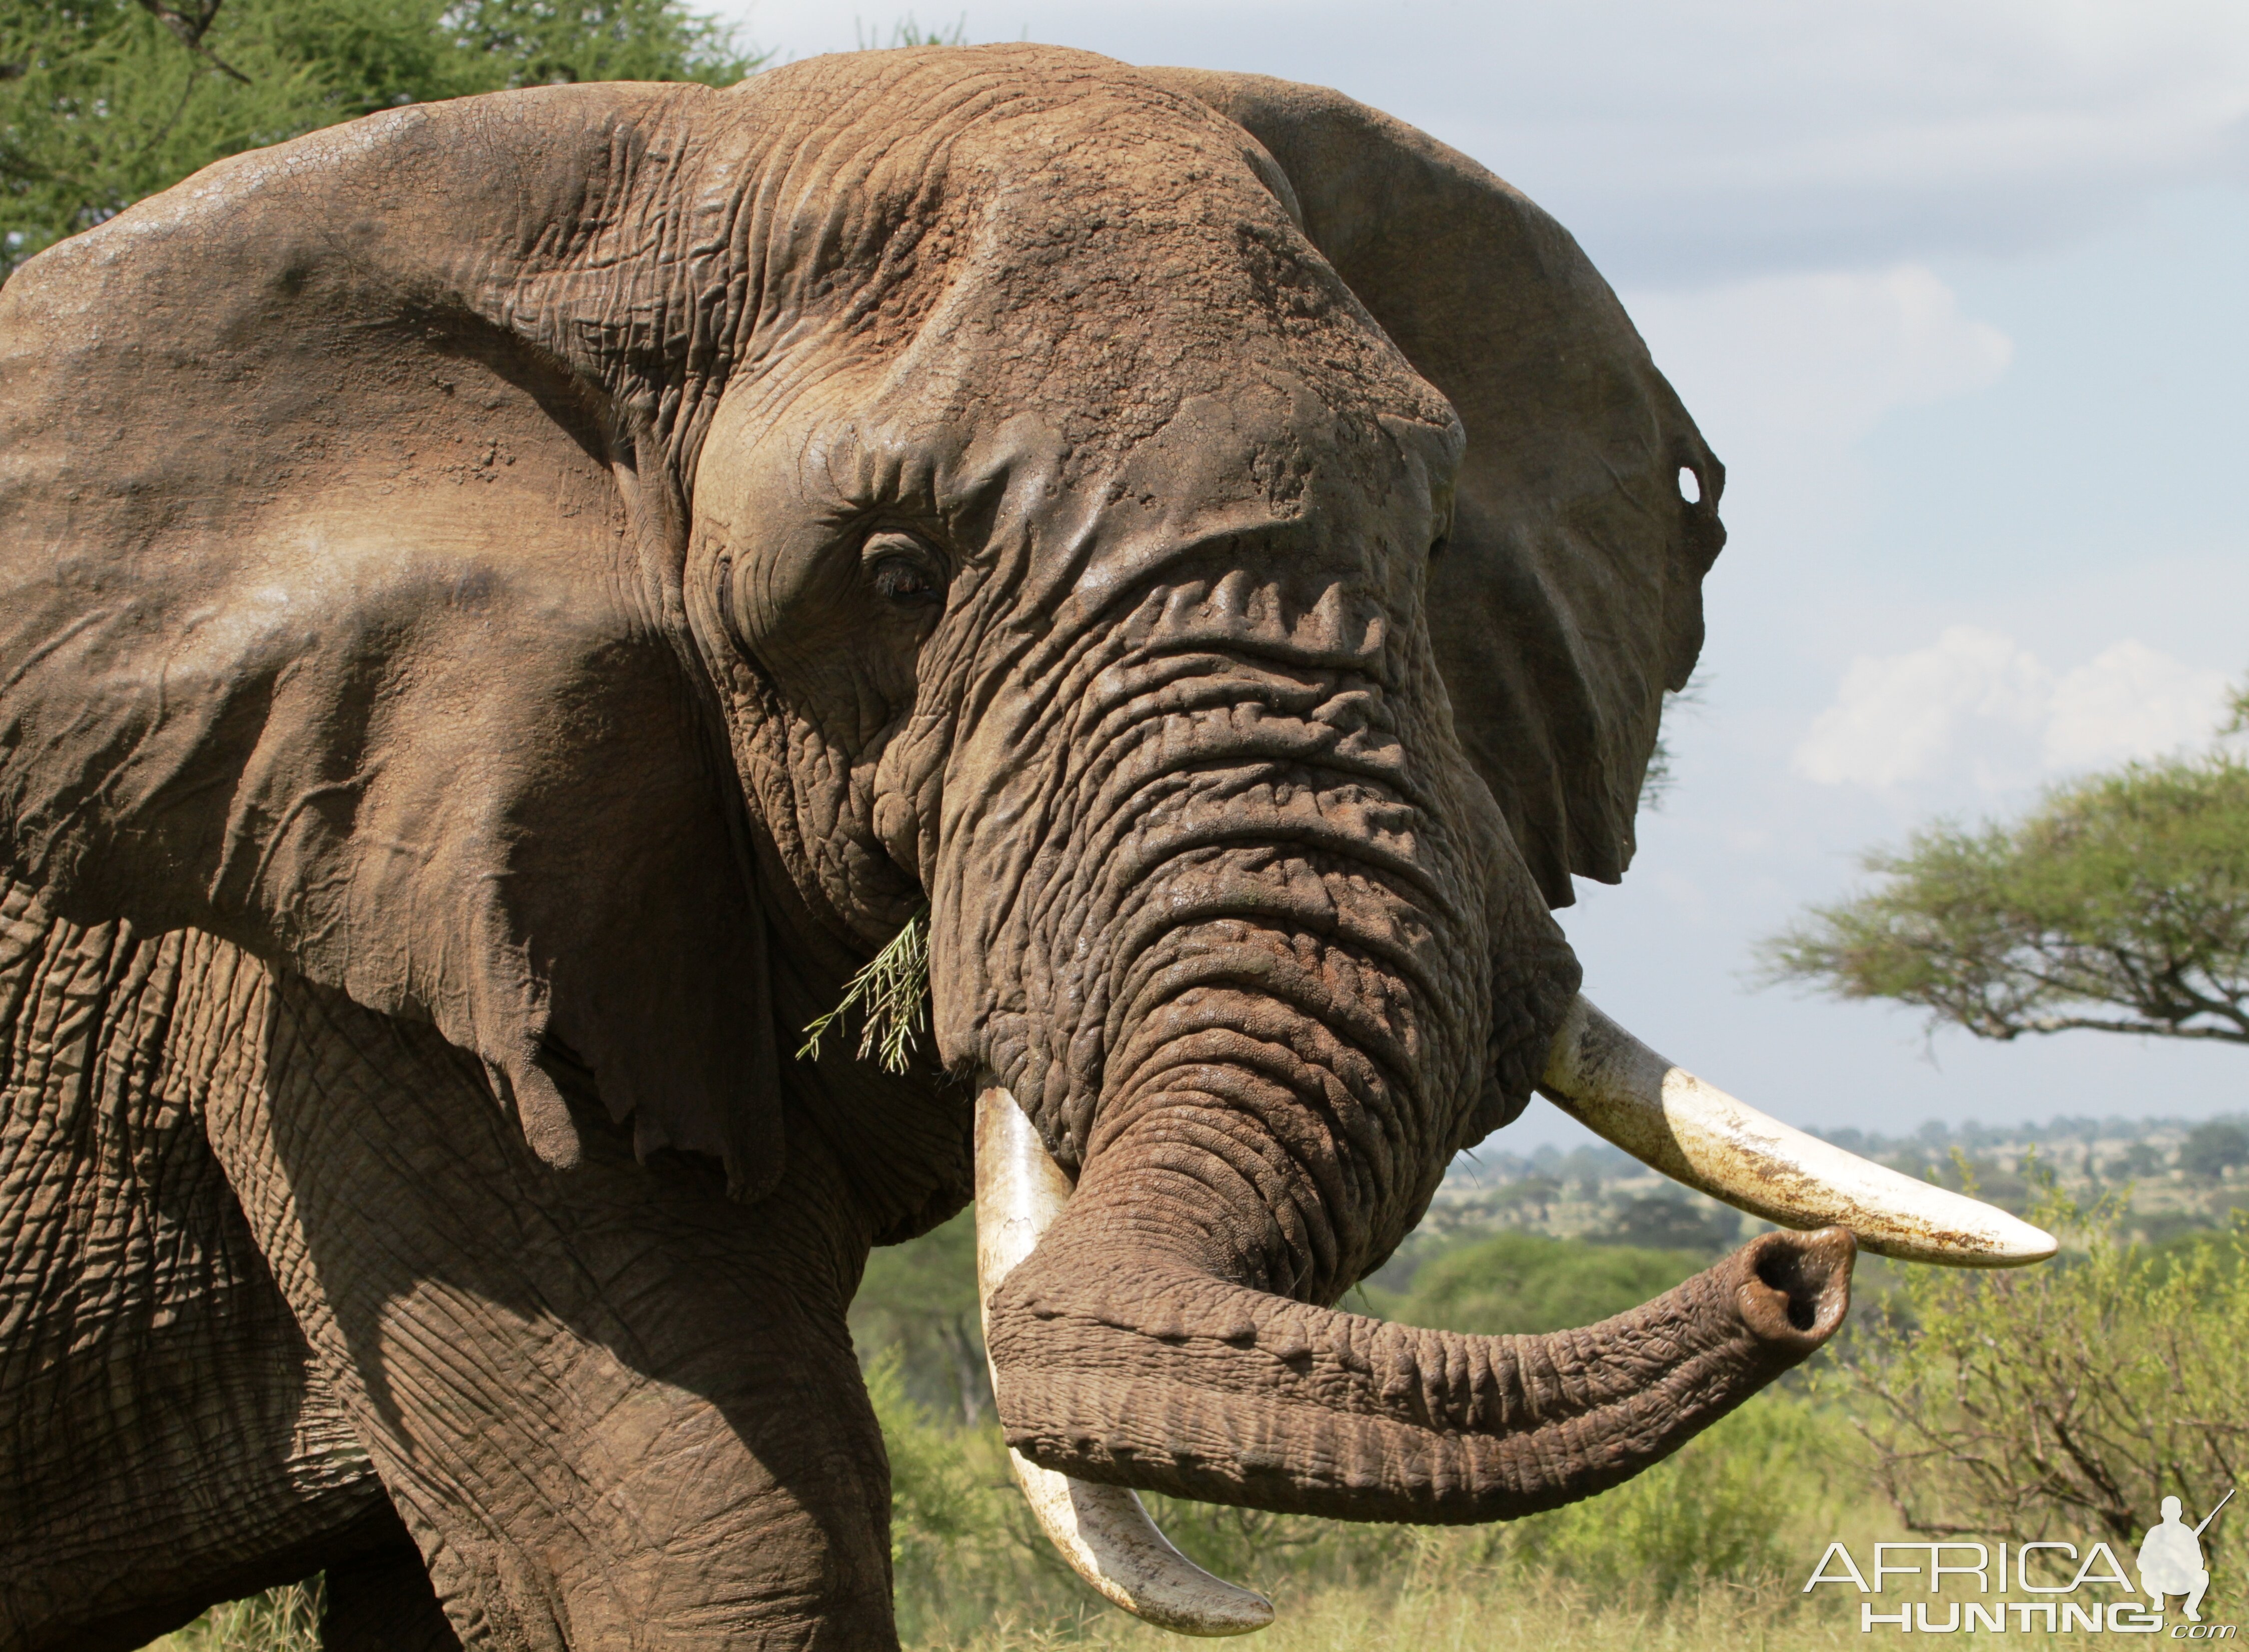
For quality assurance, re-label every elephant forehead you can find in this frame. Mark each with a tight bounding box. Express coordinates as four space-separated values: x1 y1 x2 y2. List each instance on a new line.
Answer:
736 46 1455 475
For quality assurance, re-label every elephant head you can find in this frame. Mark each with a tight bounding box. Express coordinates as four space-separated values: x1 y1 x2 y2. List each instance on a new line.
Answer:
0 42 2047 1641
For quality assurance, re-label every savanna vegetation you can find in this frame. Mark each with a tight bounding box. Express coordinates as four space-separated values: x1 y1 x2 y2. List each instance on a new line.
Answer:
0 0 764 277
1845 1184 2246 1548
144 1160 2247 1650
840 1183 2244 1650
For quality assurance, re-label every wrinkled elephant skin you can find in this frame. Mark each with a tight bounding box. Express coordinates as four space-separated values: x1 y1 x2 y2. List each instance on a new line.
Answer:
0 43 1824 1652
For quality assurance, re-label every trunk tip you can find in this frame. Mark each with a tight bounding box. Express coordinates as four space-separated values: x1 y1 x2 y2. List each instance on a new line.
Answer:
1733 1225 1854 1349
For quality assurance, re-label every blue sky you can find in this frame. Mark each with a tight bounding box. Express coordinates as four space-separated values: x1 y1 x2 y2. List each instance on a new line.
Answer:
723 1 2249 1145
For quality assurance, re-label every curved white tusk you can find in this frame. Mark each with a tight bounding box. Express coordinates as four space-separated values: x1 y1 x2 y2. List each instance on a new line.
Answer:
974 1085 1276 1637
1540 996 2057 1267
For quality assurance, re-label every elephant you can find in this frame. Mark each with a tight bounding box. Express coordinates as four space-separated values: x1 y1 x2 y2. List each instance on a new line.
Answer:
0 41 2050 1652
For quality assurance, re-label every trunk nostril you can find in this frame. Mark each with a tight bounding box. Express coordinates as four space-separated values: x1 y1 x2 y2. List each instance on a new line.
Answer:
1781 1278 1815 1332
1739 1226 1855 1342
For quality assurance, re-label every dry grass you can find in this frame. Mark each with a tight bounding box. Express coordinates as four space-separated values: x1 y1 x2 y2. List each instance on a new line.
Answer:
146 1583 321 1652
920 1569 2118 1652
136 1214 2242 1650
133 1530 2136 1652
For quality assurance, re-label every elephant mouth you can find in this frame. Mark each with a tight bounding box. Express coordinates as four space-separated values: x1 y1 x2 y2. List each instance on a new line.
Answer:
972 994 2052 1634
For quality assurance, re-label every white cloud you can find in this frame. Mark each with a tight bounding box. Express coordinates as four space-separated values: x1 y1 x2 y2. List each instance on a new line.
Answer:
2044 640 2234 771
1795 627 2045 789
1435 0 2249 282
1795 628 2229 791
1626 265 2013 462
1617 266 2011 558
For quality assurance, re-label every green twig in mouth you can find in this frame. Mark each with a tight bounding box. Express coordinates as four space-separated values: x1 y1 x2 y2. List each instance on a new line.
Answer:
798 907 931 1076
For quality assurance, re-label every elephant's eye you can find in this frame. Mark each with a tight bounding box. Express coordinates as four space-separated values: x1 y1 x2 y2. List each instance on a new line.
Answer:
863 532 945 609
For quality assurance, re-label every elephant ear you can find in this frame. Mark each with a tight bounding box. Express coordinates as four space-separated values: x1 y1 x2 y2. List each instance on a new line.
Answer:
1144 69 1726 906
0 84 785 1196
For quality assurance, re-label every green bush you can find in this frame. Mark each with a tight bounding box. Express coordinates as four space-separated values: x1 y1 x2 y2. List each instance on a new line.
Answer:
1838 1183 2248 1545
2179 1118 2249 1177
864 1348 1087 1645
1489 1394 1849 1597
1369 1231 1705 1336
852 1211 990 1426
1 0 762 276
152 1583 321 1652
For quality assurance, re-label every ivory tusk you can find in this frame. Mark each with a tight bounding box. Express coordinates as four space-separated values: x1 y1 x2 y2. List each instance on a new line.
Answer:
974 1085 1276 1636
1539 996 2056 1267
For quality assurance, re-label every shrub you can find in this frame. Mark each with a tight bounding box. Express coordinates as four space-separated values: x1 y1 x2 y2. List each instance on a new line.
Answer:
1488 1395 1849 1597
2180 1118 2249 1177
1837 1179 2248 1545
1370 1231 1705 1336
1 0 762 277
864 1349 1086 1644
852 1211 990 1425
151 1584 321 1652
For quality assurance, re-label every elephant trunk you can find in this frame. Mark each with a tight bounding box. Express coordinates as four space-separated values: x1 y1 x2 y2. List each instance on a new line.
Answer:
931 580 1832 1528
984 1126 1851 1523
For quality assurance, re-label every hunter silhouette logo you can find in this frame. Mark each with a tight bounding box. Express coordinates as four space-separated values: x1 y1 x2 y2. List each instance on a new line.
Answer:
1805 1487 2235 1634
2142 1490 2231 1624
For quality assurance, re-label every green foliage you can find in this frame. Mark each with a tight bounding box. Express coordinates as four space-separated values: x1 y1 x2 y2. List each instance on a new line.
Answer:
1 0 762 276
1836 1182 2249 1545
2146 1221 2249 1284
442 0 756 87
855 14 967 49
151 1582 322 1651
2178 1117 2249 1177
851 1208 990 1424
1368 1231 1705 1335
1600 1192 1743 1253
1761 753 2249 1045
1490 1395 1846 1598
800 907 933 1075
863 1349 1086 1646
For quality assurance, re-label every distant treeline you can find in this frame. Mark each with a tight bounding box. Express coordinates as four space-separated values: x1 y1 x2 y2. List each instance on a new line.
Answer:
1812 1110 2249 1154
1446 1111 2249 1191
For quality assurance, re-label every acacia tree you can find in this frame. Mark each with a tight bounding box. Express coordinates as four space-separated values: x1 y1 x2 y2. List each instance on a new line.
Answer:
1778 698 2248 1553
1 0 761 278
1763 745 2249 1047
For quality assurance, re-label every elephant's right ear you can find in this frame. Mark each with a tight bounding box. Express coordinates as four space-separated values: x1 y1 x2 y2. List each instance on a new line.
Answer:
1143 69 1726 908
0 85 786 1196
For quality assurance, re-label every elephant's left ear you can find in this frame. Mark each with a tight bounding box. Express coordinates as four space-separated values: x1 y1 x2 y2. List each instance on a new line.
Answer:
1143 69 1725 908
0 85 783 1196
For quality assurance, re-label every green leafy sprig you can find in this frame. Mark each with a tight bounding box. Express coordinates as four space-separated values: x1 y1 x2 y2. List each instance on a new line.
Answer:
799 907 931 1075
